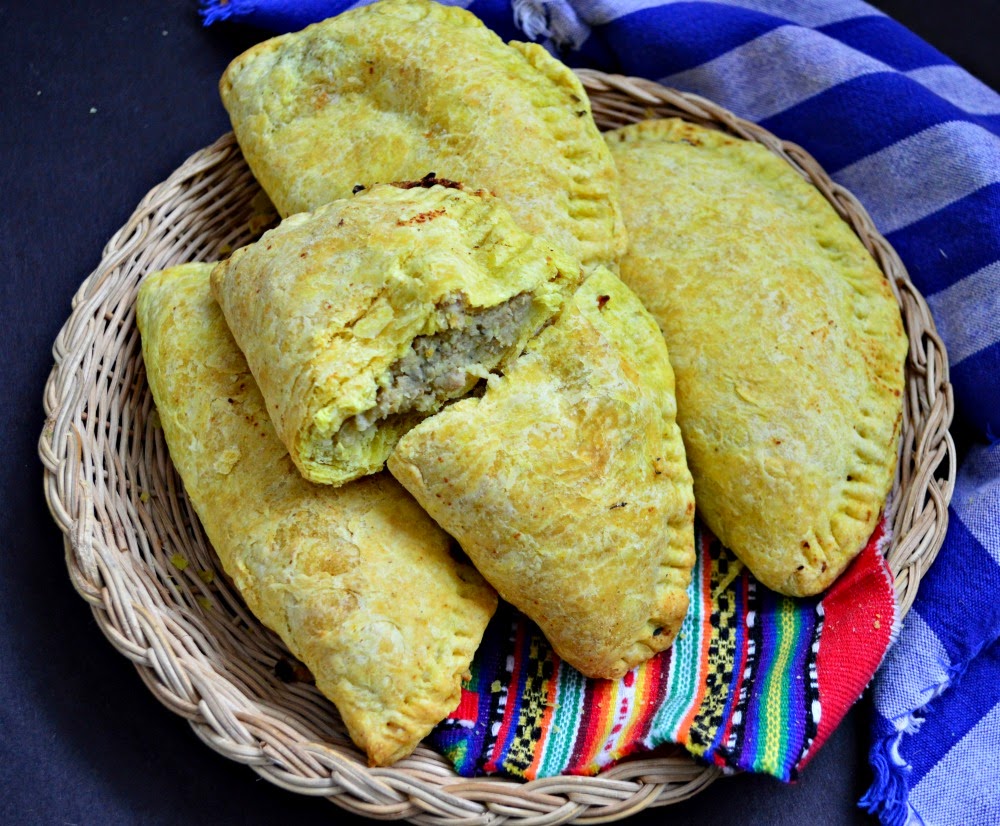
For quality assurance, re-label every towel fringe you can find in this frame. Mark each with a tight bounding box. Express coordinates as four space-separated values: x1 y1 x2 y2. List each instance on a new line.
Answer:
860 720 919 826
511 0 590 51
199 0 253 26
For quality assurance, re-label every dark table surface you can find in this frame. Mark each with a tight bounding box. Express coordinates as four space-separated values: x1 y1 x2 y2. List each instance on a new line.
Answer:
2 2 996 824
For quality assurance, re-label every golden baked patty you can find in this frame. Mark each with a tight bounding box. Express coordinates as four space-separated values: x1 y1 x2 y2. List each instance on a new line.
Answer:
138 262 497 766
606 118 907 596
211 182 584 486
389 267 695 679
219 0 626 271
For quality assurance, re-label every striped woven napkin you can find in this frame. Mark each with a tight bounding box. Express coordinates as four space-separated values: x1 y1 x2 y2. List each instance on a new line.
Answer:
202 1 1000 822
430 519 895 781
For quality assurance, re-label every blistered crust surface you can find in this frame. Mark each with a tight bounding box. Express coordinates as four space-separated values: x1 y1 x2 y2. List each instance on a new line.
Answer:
211 183 584 486
389 268 696 679
606 118 907 596
219 0 625 270
137 263 497 766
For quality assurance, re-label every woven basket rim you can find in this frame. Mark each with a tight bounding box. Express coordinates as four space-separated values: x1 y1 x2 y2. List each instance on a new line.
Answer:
38 69 957 822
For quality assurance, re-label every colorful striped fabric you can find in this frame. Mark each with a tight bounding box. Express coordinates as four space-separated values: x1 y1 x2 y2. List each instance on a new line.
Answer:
430 520 895 781
201 1 1000 820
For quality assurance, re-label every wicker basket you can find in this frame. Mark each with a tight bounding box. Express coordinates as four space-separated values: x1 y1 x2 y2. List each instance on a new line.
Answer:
39 71 956 821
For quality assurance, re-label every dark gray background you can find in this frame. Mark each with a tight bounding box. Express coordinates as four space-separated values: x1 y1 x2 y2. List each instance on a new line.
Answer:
2 1 995 823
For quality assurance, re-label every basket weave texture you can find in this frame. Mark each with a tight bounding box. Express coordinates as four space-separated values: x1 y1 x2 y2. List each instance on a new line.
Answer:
39 71 956 822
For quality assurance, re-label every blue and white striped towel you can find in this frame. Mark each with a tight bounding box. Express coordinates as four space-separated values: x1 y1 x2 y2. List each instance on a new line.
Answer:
202 2 1000 822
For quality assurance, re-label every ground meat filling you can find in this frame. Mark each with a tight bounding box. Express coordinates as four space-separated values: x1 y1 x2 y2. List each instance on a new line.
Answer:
352 292 533 431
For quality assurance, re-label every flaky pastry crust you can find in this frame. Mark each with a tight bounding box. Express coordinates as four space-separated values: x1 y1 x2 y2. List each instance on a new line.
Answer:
389 268 696 679
211 183 584 486
218 0 626 271
137 263 497 766
606 119 907 596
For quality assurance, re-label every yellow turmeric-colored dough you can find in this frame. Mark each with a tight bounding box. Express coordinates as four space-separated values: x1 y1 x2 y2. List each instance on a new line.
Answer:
606 119 907 596
218 0 626 271
389 268 695 679
211 182 584 486
137 262 496 766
